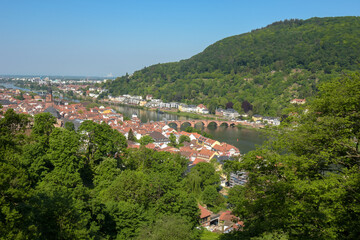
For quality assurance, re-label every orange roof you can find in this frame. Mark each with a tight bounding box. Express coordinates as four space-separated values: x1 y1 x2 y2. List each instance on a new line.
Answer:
193 158 206 165
198 204 212 218
219 211 239 222
145 143 156 149
199 148 216 157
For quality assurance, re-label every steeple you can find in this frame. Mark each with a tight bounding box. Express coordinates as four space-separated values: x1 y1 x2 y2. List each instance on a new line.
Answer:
45 82 54 108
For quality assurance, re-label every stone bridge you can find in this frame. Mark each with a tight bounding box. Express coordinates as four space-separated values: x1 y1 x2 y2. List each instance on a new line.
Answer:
167 120 237 128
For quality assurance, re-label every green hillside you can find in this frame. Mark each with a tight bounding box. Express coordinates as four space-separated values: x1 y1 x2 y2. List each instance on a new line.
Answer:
104 17 360 116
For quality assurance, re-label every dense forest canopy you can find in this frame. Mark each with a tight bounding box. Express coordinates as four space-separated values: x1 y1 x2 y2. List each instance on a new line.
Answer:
0 111 204 239
104 16 360 116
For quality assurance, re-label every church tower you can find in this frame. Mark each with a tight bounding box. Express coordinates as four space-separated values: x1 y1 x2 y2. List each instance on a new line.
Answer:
45 86 54 108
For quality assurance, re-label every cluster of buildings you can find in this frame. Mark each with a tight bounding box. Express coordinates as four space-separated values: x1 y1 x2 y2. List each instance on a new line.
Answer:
1 87 249 233
107 94 241 119
0 88 123 130
199 205 244 233
0 87 241 165
117 116 241 165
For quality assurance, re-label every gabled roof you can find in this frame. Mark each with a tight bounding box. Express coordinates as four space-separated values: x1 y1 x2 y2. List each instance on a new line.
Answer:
43 106 61 119
219 210 238 222
198 204 212 219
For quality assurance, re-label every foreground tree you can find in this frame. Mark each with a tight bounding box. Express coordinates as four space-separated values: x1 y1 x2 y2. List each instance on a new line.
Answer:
225 73 360 239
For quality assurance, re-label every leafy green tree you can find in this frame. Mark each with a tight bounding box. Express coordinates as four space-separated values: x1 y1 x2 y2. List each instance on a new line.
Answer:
40 128 83 188
188 162 220 191
226 73 360 239
32 112 57 138
127 128 136 141
179 135 191 144
139 135 154 146
79 120 127 164
64 121 75 131
169 133 177 147
202 185 225 211
0 109 35 239
136 215 195 240
105 201 144 239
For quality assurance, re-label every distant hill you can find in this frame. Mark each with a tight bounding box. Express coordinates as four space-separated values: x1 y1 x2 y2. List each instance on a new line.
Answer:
104 17 360 116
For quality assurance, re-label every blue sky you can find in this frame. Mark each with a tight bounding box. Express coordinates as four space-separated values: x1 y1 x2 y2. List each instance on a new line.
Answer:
0 0 359 77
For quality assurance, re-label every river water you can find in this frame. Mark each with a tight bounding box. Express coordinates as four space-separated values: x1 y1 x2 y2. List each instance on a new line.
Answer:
113 105 266 154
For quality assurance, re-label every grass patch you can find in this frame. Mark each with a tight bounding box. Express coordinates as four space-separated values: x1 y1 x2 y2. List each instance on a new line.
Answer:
200 229 221 240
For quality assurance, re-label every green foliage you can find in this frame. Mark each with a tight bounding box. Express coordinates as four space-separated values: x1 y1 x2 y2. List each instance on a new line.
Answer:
169 133 177 147
32 112 57 138
179 134 191 144
225 73 360 239
0 113 202 239
104 17 360 116
137 215 196 240
202 185 225 212
127 128 136 141
64 121 75 131
139 135 154 146
190 162 220 190
79 120 127 164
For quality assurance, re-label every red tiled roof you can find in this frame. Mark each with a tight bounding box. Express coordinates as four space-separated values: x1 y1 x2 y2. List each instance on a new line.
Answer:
193 158 206 165
219 211 238 222
198 204 212 218
199 148 216 157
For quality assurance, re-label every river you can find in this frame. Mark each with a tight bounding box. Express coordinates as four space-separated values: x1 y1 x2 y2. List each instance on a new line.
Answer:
112 105 266 154
0 82 80 102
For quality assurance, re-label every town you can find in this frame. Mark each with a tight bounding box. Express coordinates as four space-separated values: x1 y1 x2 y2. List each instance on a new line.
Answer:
0 83 252 233
0 76 283 126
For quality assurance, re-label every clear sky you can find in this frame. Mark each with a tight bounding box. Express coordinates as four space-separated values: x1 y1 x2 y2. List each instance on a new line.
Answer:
0 0 359 77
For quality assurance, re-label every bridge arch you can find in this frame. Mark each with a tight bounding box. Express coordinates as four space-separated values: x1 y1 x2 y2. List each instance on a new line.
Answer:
180 121 193 128
194 121 205 128
205 121 218 128
219 122 229 127
168 122 178 129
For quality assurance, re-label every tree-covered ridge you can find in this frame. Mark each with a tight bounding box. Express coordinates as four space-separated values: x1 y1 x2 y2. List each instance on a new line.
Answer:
104 17 360 116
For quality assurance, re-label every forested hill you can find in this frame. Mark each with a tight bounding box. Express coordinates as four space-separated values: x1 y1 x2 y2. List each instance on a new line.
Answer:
104 16 360 116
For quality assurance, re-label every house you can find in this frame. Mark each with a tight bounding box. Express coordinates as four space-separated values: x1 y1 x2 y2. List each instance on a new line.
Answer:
215 108 224 116
170 102 179 109
262 116 281 126
198 148 219 161
252 115 263 122
204 138 220 149
213 143 240 157
179 104 197 113
199 204 212 227
219 211 244 233
147 131 170 144
139 100 147 106
290 98 306 104
229 171 247 187
222 108 240 119
197 104 209 114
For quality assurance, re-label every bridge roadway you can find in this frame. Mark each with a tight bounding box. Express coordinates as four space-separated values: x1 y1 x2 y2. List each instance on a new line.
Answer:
166 119 237 128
